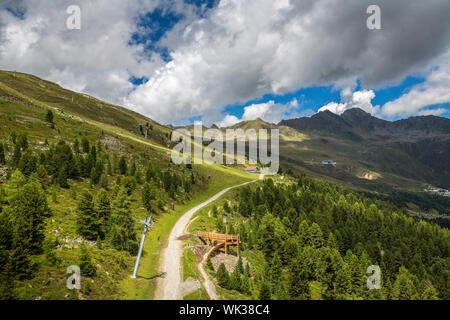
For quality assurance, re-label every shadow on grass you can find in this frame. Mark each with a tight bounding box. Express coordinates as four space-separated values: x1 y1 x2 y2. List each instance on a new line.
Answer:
137 272 167 280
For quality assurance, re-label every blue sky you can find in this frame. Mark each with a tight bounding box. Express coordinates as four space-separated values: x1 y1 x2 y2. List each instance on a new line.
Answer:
127 1 450 124
1 0 449 125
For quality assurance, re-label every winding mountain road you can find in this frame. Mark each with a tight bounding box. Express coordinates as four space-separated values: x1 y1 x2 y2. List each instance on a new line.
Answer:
154 178 260 300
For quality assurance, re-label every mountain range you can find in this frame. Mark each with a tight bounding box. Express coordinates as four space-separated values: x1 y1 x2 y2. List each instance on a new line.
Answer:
1 70 449 191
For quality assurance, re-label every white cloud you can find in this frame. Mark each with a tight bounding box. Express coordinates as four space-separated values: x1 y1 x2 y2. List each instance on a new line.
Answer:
127 0 450 123
0 0 164 105
217 98 301 127
318 89 380 115
1 0 450 124
381 51 450 118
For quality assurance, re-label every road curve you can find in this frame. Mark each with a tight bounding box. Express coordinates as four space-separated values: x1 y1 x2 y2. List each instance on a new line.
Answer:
155 179 257 300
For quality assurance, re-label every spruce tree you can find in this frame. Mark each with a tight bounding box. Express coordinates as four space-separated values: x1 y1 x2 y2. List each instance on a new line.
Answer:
81 137 90 154
216 263 230 288
57 165 69 188
230 267 242 291
308 223 324 249
107 187 138 254
392 267 418 300
73 139 80 154
269 252 282 284
0 143 5 165
119 156 127 175
46 110 54 123
78 244 96 277
288 257 310 300
94 189 111 239
259 281 272 300
76 190 97 240
236 256 244 275
142 182 153 212
0 211 15 298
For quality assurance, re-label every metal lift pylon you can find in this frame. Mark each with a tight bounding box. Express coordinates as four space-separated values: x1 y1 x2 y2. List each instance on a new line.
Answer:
131 215 154 279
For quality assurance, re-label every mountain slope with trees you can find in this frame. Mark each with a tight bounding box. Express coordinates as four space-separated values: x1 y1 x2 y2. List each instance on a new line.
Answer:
191 176 449 300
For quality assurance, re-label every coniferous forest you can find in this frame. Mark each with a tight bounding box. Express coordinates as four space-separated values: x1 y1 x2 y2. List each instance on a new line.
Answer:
0 129 200 299
205 177 449 300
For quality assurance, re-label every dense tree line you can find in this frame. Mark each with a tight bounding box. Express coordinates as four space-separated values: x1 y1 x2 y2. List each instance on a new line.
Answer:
0 133 199 299
212 177 449 300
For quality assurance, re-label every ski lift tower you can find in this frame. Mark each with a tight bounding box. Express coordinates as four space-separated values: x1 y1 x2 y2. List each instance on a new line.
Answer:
131 215 154 279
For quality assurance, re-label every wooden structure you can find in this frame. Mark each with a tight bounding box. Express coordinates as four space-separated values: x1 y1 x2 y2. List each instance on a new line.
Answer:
197 232 240 255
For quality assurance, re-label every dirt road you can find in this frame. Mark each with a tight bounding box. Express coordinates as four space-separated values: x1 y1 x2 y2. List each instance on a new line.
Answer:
155 179 257 300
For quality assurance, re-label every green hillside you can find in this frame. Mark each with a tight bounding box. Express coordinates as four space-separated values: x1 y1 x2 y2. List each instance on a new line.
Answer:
0 71 253 300
0 70 171 146
188 176 450 300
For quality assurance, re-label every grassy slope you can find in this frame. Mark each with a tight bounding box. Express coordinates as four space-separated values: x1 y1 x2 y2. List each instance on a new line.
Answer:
0 71 255 300
119 165 253 300
0 70 171 145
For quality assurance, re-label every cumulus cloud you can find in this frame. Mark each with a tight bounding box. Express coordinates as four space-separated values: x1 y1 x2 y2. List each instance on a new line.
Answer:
217 98 300 127
1 0 450 124
0 0 164 105
127 0 450 123
318 89 380 116
381 51 450 118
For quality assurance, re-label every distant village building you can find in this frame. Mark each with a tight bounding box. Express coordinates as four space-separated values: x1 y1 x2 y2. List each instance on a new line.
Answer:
321 160 336 165
245 166 260 173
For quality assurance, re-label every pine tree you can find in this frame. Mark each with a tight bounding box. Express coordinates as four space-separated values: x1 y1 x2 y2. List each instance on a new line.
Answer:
230 267 242 291
11 143 21 167
216 263 230 288
142 182 153 212
81 137 90 153
76 190 98 240
392 267 418 300
0 211 15 298
240 272 251 295
288 256 310 300
107 187 138 254
259 281 272 300
43 239 60 266
234 256 243 274
0 143 5 165
11 179 48 254
282 237 299 265
119 156 127 175
17 134 28 150
6 179 48 279
57 165 69 188
94 189 111 239
37 164 49 187
78 244 96 277
269 252 282 284
308 223 324 249
327 232 337 249
298 220 309 246
73 139 80 154
46 110 54 123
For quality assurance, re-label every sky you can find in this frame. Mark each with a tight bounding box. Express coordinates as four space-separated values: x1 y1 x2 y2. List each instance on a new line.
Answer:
0 0 449 126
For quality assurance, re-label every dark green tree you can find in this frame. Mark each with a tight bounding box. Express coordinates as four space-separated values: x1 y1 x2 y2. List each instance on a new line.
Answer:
216 263 230 288
0 143 5 165
288 256 310 300
46 110 54 123
259 281 272 300
119 156 127 175
78 244 96 277
107 187 138 254
94 189 111 239
142 182 153 212
76 190 97 240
